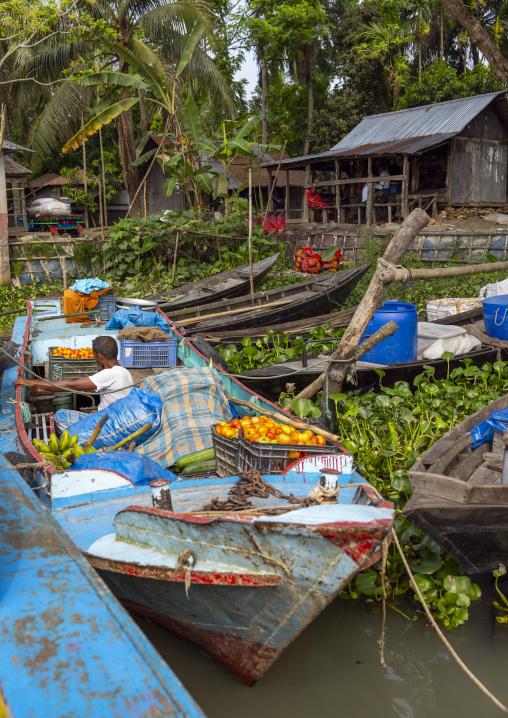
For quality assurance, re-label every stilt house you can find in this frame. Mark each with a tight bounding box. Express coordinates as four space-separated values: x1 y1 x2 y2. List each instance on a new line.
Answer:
263 92 508 226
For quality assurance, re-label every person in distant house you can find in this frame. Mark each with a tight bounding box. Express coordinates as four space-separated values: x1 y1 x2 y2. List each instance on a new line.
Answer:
270 180 283 209
374 161 390 222
15 336 133 433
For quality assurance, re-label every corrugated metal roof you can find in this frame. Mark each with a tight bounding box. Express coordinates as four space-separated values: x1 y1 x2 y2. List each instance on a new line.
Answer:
29 170 86 189
263 91 508 169
332 92 507 151
2 139 33 153
4 155 31 177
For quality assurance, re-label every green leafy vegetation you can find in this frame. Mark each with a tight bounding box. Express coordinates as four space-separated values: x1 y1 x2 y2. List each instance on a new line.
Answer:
216 323 346 372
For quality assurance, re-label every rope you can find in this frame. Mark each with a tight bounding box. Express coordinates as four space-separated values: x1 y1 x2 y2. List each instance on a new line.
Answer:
377 257 412 283
391 528 508 714
378 536 389 669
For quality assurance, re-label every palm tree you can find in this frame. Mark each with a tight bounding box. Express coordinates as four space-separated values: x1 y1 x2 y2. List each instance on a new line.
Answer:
19 0 234 213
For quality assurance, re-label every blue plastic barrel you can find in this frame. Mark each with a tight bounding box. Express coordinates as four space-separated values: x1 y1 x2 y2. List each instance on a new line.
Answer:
483 295 508 340
361 301 418 364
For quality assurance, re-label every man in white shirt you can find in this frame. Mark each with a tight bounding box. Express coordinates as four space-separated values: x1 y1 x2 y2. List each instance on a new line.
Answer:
15 336 133 432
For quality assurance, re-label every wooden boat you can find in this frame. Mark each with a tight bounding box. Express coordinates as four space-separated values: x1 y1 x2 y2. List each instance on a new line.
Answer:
198 300 484 346
0 382 204 715
197 307 356 345
147 252 280 310
404 394 508 574
233 346 501 400
6 296 394 685
167 264 370 334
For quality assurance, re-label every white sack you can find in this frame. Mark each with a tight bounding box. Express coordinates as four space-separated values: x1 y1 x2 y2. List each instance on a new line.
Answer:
28 199 71 217
479 277 508 299
422 334 481 360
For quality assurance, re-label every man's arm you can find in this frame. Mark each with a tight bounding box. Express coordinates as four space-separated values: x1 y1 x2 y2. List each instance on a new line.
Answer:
15 377 98 392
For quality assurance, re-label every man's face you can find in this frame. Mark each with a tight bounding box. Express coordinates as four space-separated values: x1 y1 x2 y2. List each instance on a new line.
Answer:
94 351 104 370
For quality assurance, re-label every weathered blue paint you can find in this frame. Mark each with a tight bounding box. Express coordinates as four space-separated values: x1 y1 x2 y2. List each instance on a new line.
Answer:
0 318 206 718
84 475 393 685
0 453 206 718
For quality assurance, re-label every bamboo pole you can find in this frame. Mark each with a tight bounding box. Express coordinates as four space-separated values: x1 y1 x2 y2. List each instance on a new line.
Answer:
248 167 254 299
82 108 89 230
262 140 287 228
99 128 107 228
177 298 294 326
379 258 508 282
172 230 179 281
229 397 340 443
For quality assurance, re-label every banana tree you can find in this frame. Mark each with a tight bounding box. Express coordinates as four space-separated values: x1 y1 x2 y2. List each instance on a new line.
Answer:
152 97 280 212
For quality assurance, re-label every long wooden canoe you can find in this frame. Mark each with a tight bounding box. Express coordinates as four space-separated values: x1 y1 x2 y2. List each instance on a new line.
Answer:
167 264 370 334
404 393 508 574
232 345 500 400
148 252 280 310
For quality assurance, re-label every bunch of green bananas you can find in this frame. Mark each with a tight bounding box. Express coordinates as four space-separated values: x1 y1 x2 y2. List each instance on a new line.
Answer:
33 430 96 470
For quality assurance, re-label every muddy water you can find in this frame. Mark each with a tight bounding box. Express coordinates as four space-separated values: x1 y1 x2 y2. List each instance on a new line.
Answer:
134 578 508 718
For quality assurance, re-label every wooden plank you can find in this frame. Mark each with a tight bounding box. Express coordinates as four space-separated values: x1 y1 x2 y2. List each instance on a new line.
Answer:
409 470 470 503
430 433 472 475
450 445 488 481
422 439 455 466
492 431 505 456
310 174 404 188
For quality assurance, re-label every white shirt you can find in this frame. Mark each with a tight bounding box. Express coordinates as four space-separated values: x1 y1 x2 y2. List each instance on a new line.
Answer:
362 184 368 202
380 171 390 189
89 365 133 410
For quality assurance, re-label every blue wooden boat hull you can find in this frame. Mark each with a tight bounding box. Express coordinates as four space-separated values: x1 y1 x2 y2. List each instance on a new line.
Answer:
8 299 394 685
0 398 204 716
85 488 393 685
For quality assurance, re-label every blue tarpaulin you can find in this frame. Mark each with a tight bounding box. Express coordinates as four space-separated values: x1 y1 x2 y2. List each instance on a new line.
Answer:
106 306 169 332
470 406 508 448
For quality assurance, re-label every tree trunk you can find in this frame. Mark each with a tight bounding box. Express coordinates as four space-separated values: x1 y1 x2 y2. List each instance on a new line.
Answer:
261 64 267 145
303 72 314 157
117 54 140 217
439 0 508 85
418 46 422 81
440 8 444 60
471 42 479 66
139 89 148 136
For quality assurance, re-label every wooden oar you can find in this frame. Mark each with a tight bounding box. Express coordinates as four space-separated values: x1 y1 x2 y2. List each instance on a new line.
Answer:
229 397 341 443
176 298 294 326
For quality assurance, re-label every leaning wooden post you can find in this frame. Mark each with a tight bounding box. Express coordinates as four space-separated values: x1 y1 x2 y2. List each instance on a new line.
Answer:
172 230 179 281
319 208 430 426
248 168 255 298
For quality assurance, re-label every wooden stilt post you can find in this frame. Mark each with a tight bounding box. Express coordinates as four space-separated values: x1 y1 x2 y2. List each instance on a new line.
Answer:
285 169 290 221
0 149 10 286
303 163 310 223
366 158 373 228
335 159 341 223
267 169 273 211
402 155 409 218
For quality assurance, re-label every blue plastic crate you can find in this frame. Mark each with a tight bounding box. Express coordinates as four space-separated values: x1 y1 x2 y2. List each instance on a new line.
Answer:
88 292 116 321
120 339 178 369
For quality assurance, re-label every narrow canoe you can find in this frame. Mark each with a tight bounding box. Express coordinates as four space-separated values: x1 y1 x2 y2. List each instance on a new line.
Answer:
168 264 370 334
148 252 280 310
404 393 508 574
233 346 500 401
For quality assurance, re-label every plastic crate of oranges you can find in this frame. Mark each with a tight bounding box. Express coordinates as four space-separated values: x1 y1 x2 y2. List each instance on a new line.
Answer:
215 415 327 447
48 346 98 381
51 347 95 359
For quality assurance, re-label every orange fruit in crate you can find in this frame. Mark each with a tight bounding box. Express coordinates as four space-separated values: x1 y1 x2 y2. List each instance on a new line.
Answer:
288 451 301 458
315 434 326 446
276 433 291 445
